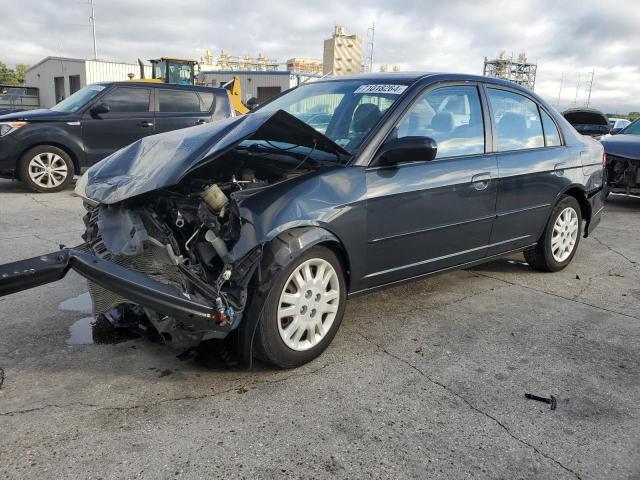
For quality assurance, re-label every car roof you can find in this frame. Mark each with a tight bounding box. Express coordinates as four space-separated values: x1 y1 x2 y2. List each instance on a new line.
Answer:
316 71 537 90
93 81 225 93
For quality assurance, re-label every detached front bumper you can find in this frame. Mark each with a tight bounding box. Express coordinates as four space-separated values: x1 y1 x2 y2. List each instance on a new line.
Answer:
0 249 234 336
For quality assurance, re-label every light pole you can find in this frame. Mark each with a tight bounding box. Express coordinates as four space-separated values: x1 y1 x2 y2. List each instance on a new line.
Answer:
89 0 98 60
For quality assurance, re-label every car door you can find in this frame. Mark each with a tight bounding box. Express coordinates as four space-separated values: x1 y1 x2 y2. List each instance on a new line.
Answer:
154 88 214 134
364 84 498 289
81 85 154 165
483 86 577 256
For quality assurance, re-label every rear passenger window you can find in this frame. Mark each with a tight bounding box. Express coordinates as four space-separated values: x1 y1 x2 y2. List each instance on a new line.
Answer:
198 92 215 112
397 85 485 159
486 88 543 151
100 87 150 113
159 89 201 112
541 110 561 146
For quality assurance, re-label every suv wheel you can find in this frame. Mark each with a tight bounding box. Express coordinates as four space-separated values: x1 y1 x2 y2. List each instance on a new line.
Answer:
255 246 347 368
524 195 582 272
19 146 74 193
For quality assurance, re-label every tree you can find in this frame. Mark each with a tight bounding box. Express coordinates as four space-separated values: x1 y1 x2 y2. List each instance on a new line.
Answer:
14 64 28 85
0 61 29 85
0 61 17 84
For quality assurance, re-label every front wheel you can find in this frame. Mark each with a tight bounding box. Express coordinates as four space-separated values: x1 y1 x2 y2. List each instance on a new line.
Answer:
19 145 74 193
255 246 347 368
524 195 582 272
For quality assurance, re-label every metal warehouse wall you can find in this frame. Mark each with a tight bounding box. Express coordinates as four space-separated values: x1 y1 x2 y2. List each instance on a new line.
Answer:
25 58 86 109
199 72 292 102
25 57 153 108
85 60 151 85
199 71 317 103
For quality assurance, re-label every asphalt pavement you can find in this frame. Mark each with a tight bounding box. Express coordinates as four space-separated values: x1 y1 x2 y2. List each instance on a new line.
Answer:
1 178 639 479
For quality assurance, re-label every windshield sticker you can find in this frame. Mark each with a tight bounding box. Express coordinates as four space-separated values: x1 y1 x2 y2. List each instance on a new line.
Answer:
354 84 407 95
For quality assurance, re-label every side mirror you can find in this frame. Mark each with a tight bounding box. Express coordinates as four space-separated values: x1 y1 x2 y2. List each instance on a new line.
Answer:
246 97 260 111
374 136 438 166
610 127 622 135
90 103 110 116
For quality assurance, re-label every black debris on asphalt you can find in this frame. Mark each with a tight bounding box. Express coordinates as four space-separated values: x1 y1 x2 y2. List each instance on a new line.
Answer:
525 392 557 410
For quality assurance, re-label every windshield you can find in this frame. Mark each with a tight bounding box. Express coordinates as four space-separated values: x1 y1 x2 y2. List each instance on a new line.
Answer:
257 80 408 153
621 120 640 135
51 85 106 112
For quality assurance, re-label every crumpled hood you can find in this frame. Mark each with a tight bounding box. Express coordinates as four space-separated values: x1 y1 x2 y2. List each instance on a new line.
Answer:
601 134 640 160
84 109 349 205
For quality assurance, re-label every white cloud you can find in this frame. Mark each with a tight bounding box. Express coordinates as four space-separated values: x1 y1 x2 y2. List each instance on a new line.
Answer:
1 0 638 112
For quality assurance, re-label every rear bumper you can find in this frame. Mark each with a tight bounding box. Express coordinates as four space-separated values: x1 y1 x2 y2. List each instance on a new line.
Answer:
0 249 234 336
585 188 604 237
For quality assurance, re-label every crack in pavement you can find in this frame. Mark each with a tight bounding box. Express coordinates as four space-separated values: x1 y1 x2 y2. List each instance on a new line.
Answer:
470 270 640 324
591 235 637 266
0 361 339 417
571 265 622 301
350 330 582 480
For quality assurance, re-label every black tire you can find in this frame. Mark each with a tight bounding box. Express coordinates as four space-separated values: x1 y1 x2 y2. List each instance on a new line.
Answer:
19 145 74 193
255 245 347 368
524 195 582 272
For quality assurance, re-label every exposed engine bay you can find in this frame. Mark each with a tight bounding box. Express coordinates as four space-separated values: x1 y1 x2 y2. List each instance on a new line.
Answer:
607 155 640 196
81 149 317 347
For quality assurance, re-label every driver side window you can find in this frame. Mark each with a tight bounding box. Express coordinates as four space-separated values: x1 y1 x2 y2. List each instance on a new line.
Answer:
397 85 485 159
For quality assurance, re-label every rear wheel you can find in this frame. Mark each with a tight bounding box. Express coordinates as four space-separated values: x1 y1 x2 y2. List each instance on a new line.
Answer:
255 246 347 368
19 145 74 193
524 195 582 272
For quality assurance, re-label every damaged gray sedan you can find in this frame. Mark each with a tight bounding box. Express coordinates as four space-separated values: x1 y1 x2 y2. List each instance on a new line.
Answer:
0 73 605 368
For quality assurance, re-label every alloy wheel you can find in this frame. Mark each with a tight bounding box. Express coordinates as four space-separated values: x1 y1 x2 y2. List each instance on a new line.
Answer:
28 152 68 189
551 207 579 262
277 258 341 351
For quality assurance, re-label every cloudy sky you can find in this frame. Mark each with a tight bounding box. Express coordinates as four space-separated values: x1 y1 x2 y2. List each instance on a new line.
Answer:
2 0 638 113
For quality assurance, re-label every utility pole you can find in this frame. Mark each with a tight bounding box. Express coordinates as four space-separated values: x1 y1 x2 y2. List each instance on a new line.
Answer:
89 0 98 60
366 23 375 73
585 69 595 107
557 73 564 108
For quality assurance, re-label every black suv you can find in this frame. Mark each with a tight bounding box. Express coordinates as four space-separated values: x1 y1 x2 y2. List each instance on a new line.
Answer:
0 82 232 192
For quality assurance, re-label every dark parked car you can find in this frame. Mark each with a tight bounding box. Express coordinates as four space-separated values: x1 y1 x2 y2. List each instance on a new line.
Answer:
601 118 640 196
0 81 232 192
562 107 610 138
0 73 605 368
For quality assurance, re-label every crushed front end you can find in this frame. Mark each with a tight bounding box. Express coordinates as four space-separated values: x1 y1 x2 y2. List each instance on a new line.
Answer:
77 175 265 348
606 154 640 196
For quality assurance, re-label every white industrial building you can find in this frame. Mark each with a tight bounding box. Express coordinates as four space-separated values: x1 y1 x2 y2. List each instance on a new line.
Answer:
24 56 320 108
25 57 151 108
198 70 320 103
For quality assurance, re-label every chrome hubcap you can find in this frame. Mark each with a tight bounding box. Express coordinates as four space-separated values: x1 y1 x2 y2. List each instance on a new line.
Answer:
277 258 340 351
551 207 579 262
28 152 67 188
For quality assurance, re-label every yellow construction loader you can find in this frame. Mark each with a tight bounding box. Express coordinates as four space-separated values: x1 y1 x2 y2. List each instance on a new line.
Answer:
136 57 250 115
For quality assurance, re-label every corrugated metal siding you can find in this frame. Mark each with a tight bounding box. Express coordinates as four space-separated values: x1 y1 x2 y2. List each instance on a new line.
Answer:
199 72 294 102
85 61 151 84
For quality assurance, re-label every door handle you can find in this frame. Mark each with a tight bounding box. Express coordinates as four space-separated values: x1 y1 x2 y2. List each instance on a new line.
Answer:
138 121 154 128
471 172 491 191
554 162 567 176
194 119 206 125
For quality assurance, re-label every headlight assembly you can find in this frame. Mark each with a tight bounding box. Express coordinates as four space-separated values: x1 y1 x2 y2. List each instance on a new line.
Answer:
0 121 27 136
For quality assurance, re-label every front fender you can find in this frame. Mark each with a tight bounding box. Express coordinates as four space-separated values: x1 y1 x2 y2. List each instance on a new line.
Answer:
238 226 344 367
